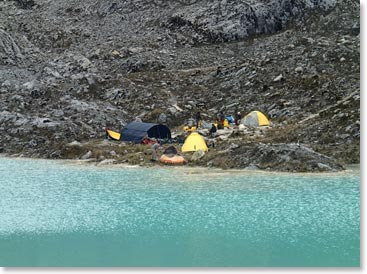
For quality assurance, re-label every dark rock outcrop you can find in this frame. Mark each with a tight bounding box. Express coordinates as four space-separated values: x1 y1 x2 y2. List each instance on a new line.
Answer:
168 0 337 44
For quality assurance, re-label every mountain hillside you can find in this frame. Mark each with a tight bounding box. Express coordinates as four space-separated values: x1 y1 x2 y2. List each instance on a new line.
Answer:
0 0 360 169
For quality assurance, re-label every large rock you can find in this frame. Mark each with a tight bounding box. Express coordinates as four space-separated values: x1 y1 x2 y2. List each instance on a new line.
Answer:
191 150 206 161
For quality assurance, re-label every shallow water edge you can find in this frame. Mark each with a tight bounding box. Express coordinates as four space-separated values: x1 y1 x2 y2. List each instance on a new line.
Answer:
0 153 360 176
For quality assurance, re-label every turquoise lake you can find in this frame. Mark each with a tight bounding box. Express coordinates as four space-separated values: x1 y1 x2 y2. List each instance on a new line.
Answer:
0 157 360 267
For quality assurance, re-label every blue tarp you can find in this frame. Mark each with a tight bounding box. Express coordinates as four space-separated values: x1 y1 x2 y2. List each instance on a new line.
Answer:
226 115 234 124
121 122 171 143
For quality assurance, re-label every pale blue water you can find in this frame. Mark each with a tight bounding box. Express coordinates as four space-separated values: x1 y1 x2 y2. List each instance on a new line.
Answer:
0 157 360 267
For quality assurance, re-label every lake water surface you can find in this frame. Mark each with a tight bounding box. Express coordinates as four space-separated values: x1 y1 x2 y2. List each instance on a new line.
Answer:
0 157 360 266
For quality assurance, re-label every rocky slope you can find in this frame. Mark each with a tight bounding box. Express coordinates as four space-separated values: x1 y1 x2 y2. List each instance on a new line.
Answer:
0 0 360 170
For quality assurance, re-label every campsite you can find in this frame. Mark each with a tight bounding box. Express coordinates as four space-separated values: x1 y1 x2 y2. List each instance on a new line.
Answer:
60 109 344 172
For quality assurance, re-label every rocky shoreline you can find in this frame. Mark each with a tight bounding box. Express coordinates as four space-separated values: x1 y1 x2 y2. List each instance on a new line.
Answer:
0 141 344 172
0 0 359 172
1 128 345 172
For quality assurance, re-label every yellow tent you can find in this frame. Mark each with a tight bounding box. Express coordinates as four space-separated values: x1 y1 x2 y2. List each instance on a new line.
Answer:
241 111 270 127
107 129 121 140
181 132 208 152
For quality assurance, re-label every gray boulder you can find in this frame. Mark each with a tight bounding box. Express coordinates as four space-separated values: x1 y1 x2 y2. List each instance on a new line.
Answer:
81 150 93 160
191 150 206 161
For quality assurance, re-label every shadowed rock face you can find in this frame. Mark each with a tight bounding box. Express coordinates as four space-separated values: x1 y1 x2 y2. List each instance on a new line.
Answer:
168 0 337 43
0 0 359 170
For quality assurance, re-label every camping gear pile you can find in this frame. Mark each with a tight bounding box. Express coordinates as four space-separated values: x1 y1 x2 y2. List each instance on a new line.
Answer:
183 110 270 134
183 118 197 132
